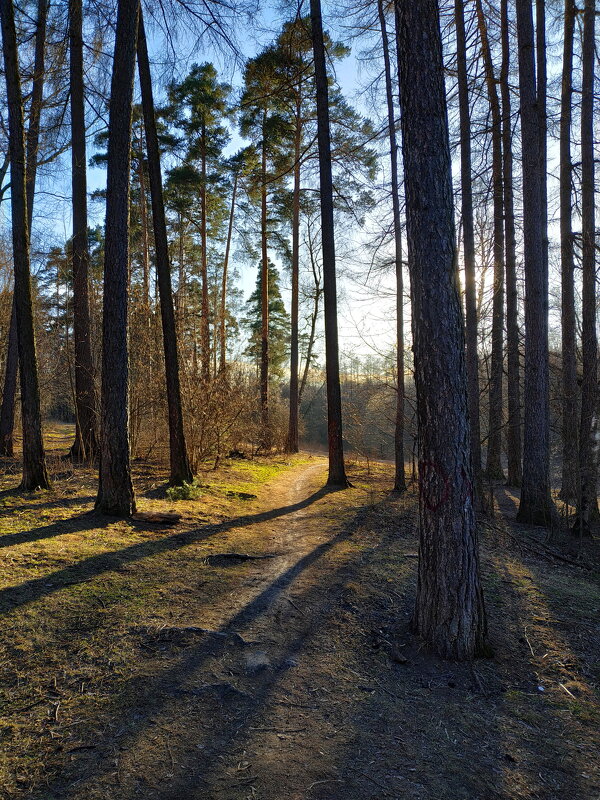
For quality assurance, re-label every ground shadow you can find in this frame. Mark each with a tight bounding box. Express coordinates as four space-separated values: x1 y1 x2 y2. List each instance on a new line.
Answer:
0 487 331 615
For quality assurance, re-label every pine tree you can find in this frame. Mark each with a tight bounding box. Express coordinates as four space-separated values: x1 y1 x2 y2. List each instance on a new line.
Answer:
0 0 51 490
396 0 486 660
96 0 140 516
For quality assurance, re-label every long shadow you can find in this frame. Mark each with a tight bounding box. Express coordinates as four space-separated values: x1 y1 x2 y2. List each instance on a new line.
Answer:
28 495 370 800
0 494 96 518
0 509 113 549
0 487 331 615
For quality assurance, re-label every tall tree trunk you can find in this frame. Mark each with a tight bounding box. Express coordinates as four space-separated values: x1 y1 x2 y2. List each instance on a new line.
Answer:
501 0 522 488
0 0 50 490
219 171 237 374
559 0 577 501
536 0 549 289
515 0 556 526
69 0 98 463
454 0 484 506
396 0 486 660
0 0 48 460
260 120 270 449
575 0 598 534
475 0 505 482
137 10 192 486
378 0 406 492
200 126 211 384
286 94 302 454
96 0 140 515
310 0 349 487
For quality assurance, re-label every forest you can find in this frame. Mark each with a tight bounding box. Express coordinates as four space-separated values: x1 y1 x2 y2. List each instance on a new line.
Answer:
0 0 598 797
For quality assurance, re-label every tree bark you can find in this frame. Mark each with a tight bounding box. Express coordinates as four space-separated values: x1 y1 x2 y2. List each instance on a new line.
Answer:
559 0 578 502
137 10 192 487
69 0 98 463
501 0 522 488
379 0 406 492
475 0 505 482
575 0 598 534
310 0 348 487
396 0 486 660
260 118 270 450
286 94 302 454
0 0 50 490
536 0 549 294
96 0 140 515
0 0 48 460
454 0 484 506
515 0 556 526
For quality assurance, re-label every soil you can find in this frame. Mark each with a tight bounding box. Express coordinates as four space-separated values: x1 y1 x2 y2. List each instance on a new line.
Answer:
0 438 599 800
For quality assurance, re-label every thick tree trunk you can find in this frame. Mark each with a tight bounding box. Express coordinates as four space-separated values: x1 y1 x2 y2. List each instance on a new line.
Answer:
501 0 522 488
515 0 556 526
219 171 237 374
137 10 192 487
454 0 484 507
379 0 405 492
536 0 549 289
96 0 140 515
559 0 578 502
0 0 50 490
286 95 302 454
260 124 270 450
475 0 505 482
575 0 598 534
396 0 486 660
0 0 48 460
69 0 98 463
310 0 348 487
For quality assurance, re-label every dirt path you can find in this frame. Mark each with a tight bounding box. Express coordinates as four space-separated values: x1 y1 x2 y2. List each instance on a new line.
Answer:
3 456 600 800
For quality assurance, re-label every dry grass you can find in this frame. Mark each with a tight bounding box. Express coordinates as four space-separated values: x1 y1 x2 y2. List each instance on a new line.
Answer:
0 427 599 799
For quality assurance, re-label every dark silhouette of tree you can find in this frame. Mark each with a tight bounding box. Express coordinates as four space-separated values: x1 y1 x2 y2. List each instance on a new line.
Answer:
515 0 556 526
309 0 349 487
454 0 484 507
69 0 98 463
396 0 486 660
0 0 51 490
575 0 598 534
96 0 140 516
137 9 193 487
0 0 49 460
559 0 577 502
500 0 521 488
475 0 505 482
378 0 405 493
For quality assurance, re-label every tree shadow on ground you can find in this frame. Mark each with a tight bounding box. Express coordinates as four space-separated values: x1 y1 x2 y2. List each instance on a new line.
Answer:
0 487 331 615
14 483 600 800
26 495 382 799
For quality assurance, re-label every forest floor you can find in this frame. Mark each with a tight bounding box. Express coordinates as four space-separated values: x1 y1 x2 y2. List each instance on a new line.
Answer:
0 426 599 800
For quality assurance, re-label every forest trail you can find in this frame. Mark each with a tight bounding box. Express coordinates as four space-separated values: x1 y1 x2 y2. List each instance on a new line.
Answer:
1 455 600 800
